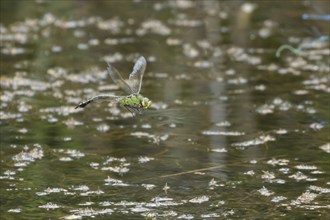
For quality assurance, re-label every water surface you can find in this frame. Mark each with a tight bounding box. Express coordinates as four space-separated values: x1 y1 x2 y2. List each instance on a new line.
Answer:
1 0 329 219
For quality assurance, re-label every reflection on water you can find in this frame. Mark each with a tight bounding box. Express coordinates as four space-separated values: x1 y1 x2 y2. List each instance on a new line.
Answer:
1 0 329 219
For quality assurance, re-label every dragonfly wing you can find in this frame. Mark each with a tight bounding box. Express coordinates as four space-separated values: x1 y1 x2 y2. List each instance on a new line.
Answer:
75 94 122 109
107 63 133 94
127 56 147 94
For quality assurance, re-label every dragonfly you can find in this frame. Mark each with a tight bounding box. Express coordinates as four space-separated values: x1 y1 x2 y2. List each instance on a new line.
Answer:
75 56 152 115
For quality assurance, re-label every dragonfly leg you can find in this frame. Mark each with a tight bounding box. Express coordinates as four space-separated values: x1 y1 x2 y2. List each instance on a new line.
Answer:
123 105 136 117
135 106 143 114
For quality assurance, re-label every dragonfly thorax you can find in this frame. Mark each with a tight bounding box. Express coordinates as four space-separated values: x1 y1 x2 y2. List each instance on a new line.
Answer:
119 94 152 110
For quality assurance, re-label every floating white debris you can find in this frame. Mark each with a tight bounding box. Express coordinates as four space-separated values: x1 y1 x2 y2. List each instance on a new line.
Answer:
131 206 150 213
202 130 245 136
104 157 126 164
189 195 209 204
104 176 123 184
201 213 220 218
88 38 99 46
244 170 255 176
241 2 256 13
255 84 266 91
59 157 73 161
96 124 110 132
141 124 152 129
77 43 88 51
66 149 85 158
138 156 154 163
17 101 31 112
38 202 61 210
293 191 318 204
311 170 324 174
215 121 231 127
294 90 309 95
177 214 195 219
308 185 330 194
211 148 227 153
63 137 72 142
274 129 288 134
319 143 330 153
73 185 89 191
151 197 173 203
267 158 289 166
169 123 176 128
261 171 276 180
107 166 129 174
166 38 181 46
289 171 308 181
271 196 287 203
232 135 275 148
12 147 44 162
309 123 324 131
97 18 124 33
99 201 113 206
51 45 62 53
174 18 203 27
80 189 104 196
163 182 170 194
44 187 68 194
194 60 212 68
14 162 28 167
257 186 274 196
131 131 169 144
208 178 219 189
40 106 73 116
279 168 290 174
90 162 99 169
256 104 274 114
137 19 171 36
64 118 84 127
3 170 16 176
274 179 286 184
295 165 318 170
63 214 82 219
183 43 199 58
78 201 94 206
7 208 21 213
142 184 156 190
102 52 123 62
227 77 248 84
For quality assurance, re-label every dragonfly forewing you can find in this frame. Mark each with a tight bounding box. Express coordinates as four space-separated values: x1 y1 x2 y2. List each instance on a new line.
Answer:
107 64 133 94
127 56 147 94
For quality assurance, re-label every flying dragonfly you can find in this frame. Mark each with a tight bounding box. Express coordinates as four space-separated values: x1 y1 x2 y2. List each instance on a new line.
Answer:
75 56 152 115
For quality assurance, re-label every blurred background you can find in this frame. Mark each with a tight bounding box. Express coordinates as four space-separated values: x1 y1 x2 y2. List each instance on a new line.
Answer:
1 0 329 219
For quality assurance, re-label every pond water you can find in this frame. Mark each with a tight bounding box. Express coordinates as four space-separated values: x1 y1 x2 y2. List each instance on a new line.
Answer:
1 0 329 219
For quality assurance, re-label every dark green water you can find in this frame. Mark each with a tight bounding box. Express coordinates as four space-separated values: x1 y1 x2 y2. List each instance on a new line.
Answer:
1 0 329 219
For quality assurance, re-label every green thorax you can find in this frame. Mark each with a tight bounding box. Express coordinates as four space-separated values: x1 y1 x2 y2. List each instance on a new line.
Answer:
119 94 144 108
118 94 152 109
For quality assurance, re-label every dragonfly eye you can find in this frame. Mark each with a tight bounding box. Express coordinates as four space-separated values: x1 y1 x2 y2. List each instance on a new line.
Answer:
142 98 152 109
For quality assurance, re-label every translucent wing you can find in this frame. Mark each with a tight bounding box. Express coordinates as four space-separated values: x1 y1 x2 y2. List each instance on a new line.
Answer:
127 56 147 94
107 63 133 94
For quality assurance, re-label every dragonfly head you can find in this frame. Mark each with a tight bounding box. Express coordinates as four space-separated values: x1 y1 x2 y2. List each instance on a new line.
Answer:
141 97 152 109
